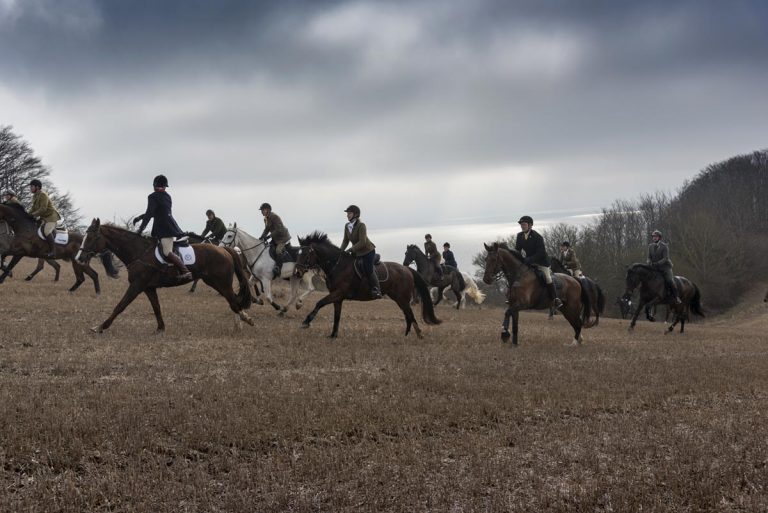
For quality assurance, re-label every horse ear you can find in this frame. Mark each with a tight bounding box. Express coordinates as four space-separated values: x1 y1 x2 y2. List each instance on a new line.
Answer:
484 243 491 251
233 222 237 229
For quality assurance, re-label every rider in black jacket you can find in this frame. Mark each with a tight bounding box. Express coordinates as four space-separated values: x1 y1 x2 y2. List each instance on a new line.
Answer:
515 215 562 309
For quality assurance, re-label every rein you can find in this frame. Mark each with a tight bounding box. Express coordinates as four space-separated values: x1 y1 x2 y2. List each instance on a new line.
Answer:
221 229 268 271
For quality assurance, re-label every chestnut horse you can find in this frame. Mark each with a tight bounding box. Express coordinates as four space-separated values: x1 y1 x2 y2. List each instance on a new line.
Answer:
76 219 254 333
483 242 596 346
623 263 704 334
0 204 117 292
294 232 441 338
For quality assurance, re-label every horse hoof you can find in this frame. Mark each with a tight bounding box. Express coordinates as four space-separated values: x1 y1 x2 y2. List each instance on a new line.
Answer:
24 276 33 281
301 322 310 329
327 334 338 339
277 311 286 318
500 331 511 343
89 326 103 334
154 329 165 335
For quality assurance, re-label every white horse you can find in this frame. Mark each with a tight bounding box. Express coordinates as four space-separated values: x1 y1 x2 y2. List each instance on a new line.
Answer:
433 271 486 308
219 224 318 314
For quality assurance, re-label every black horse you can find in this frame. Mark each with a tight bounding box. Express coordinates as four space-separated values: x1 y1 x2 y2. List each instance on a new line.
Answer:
295 232 441 338
623 263 704 334
403 244 465 309
549 257 605 327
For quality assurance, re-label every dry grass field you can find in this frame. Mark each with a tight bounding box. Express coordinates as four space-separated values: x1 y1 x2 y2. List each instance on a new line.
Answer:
1 260 767 512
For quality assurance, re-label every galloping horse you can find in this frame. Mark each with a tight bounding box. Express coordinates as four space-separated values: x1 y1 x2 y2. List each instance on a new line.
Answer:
295 232 441 338
623 263 704 334
1 221 61 280
403 244 465 309
219 224 314 315
76 219 253 333
438 271 486 308
550 257 605 326
483 242 598 346
0 204 117 293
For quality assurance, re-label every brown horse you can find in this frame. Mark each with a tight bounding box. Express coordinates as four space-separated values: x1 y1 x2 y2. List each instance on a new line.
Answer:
549 257 605 326
76 219 254 333
403 244 465 309
623 263 704 334
482 242 596 346
294 232 441 338
0 204 116 293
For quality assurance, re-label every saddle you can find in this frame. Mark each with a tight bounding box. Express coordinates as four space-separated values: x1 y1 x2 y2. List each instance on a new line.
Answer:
268 242 298 263
532 267 565 291
155 237 196 266
36 226 69 245
353 254 388 281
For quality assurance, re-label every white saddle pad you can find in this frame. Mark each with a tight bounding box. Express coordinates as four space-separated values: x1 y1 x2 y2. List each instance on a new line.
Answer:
37 227 69 245
155 246 196 266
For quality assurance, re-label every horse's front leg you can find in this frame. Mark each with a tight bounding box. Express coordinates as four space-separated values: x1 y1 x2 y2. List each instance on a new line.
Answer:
0 255 23 283
501 307 513 342
628 298 647 332
301 291 344 329
91 282 144 333
510 309 520 345
262 278 284 313
144 288 165 332
25 258 46 281
329 301 343 338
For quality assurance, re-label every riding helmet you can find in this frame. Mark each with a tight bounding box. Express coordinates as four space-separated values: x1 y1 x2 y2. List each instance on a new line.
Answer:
425 234 432 239
206 209 214 216
259 203 272 211
29 179 43 188
651 230 662 237
518 215 533 225
344 205 361 216
153 174 169 188
561 241 571 247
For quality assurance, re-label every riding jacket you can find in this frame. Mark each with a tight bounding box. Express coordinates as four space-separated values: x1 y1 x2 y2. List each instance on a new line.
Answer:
29 190 61 223
135 190 184 238
515 229 550 267
647 241 672 270
260 212 290 244
442 249 458 268
424 240 441 264
201 216 227 240
561 248 581 272
340 219 375 257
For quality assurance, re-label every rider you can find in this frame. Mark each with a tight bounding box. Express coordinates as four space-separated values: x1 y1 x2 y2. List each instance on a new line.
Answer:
28 179 62 257
258 203 291 278
442 242 458 269
560 241 583 279
424 234 444 280
2 190 23 209
340 205 382 299
647 229 681 304
132 174 192 282
200 209 227 243
515 215 562 309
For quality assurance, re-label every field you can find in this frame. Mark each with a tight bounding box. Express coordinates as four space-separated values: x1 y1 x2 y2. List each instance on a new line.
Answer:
1 260 767 512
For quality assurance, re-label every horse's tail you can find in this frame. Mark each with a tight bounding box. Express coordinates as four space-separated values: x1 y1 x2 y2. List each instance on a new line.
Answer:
464 274 486 305
224 246 253 310
100 251 120 278
585 280 605 328
410 268 441 325
690 283 705 317
596 282 606 316
579 279 593 328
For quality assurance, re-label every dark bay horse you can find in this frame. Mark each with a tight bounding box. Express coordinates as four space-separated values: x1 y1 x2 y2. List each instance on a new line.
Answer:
403 244 465 309
623 263 704 334
483 242 598 346
549 257 605 326
0 204 117 293
76 219 254 333
294 232 441 338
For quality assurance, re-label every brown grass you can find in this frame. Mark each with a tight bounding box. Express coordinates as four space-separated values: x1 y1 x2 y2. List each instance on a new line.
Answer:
1 260 767 512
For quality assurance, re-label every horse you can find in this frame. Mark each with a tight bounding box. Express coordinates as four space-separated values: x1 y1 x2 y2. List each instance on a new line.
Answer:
482 242 598 346
549 257 605 327
76 219 254 333
437 271 486 308
183 231 220 293
623 263 704 334
403 244 465 309
616 295 663 322
295 232 441 338
219 224 315 315
0 204 117 293
1 223 61 280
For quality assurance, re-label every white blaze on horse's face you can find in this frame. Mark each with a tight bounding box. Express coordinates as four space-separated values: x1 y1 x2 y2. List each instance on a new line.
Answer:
220 230 236 247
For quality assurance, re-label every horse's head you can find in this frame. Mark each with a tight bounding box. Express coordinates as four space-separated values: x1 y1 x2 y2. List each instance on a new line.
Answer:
623 264 646 298
76 218 106 263
219 225 238 248
482 242 502 285
294 244 318 278
403 244 418 266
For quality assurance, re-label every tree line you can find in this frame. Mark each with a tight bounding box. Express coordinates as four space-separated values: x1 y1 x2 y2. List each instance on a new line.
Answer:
473 150 768 314
0 125 81 227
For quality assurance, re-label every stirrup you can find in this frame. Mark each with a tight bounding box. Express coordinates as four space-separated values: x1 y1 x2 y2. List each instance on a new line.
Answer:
553 298 563 310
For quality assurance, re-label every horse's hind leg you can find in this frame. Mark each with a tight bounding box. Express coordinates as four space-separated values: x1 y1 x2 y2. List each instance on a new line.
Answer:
562 305 583 346
144 288 165 332
395 295 421 338
48 259 61 281
188 279 199 293
201 275 254 326
25 258 46 281
453 287 462 310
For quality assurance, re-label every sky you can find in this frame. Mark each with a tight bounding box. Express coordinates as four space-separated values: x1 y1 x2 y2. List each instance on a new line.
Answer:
1 0 767 270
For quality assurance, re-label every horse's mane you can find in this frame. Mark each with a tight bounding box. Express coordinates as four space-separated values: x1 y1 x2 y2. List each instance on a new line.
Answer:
406 244 424 253
299 231 338 248
495 242 525 262
628 262 654 273
99 222 155 242
0 203 36 226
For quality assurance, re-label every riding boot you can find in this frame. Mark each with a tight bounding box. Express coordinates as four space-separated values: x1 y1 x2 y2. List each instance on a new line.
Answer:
368 269 383 299
272 253 282 279
548 282 563 309
165 252 193 283
45 232 56 258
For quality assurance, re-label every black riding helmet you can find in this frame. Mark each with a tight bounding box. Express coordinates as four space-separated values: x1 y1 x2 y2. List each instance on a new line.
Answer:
561 241 571 247
153 174 169 188
259 203 272 211
518 215 533 225
344 205 360 217
29 179 43 188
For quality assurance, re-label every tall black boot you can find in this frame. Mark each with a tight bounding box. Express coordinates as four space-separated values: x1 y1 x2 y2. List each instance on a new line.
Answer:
548 282 563 309
45 232 56 258
368 269 382 299
165 252 193 283
272 253 282 279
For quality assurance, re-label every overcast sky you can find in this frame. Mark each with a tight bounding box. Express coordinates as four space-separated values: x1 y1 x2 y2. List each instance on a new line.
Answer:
2 0 767 269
